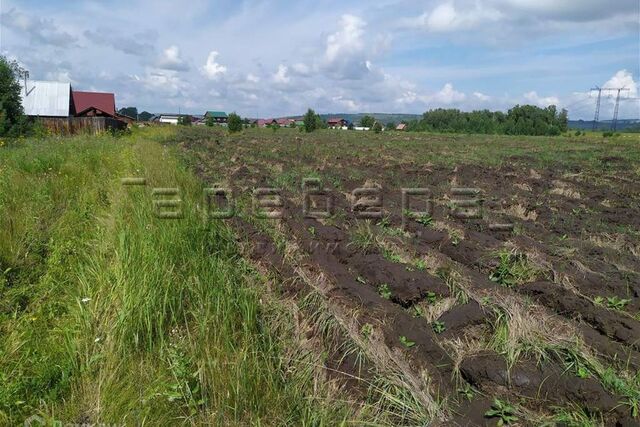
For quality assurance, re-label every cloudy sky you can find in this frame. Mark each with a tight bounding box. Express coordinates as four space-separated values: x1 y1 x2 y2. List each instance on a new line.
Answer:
1 0 638 119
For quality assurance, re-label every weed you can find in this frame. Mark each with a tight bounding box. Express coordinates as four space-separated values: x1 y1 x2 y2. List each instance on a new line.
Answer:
489 249 537 287
377 216 391 228
607 296 631 310
378 284 392 300
399 336 416 348
415 259 428 271
458 384 475 401
484 399 518 425
407 210 433 227
432 321 446 334
361 323 373 339
425 292 438 304
349 220 378 253
383 248 403 263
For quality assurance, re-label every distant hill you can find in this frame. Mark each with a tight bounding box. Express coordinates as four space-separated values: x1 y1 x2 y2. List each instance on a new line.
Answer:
569 119 640 132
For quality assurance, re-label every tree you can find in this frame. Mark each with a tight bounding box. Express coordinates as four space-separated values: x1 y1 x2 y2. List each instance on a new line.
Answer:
228 112 243 133
303 108 317 133
139 111 154 121
178 115 192 126
118 107 138 119
359 115 375 128
386 121 396 131
289 120 296 128
372 122 383 134
0 56 28 137
206 115 215 127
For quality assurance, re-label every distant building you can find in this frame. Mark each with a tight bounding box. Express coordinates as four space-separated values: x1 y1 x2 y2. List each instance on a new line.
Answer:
396 123 407 131
327 118 349 128
157 114 182 125
19 80 72 117
276 118 295 127
72 91 117 118
257 118 277 127
204 111 228 124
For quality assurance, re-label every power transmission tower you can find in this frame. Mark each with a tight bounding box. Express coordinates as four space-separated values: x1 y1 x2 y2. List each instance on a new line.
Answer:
590 87 629 131
611 88 630 131
591 86 602 131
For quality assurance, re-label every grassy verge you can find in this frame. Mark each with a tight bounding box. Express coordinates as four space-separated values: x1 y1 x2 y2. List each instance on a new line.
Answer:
0 129 361 425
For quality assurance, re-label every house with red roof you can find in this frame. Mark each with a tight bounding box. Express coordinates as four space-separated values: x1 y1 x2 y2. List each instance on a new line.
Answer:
327 118 349 128
72 90 117 118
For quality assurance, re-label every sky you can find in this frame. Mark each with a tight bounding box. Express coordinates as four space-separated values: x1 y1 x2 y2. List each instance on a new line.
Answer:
1 0 639 119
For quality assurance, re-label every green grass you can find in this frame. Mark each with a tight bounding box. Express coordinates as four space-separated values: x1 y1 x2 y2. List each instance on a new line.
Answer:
0 129 364 425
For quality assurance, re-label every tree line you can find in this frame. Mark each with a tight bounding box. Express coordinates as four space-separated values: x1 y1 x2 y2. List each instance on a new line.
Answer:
402 106 568 136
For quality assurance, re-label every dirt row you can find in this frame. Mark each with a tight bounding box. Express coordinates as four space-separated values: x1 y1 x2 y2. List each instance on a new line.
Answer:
177 135 639 425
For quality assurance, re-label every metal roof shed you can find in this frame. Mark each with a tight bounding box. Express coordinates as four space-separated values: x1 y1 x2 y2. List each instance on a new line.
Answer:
19 80 71 117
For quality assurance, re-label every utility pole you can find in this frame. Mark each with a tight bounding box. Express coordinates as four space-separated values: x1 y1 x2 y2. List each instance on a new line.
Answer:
590 87 629 131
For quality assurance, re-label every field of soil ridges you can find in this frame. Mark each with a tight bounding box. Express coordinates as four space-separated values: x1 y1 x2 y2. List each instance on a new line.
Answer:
173 127 640 425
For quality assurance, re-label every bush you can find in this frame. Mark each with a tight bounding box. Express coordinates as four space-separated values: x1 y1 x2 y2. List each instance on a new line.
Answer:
227 112 243 133
574 130 581 136
372 122 382 134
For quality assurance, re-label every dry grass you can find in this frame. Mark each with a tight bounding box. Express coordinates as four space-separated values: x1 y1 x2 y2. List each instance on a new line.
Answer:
505 204 538 221
550 180 581 199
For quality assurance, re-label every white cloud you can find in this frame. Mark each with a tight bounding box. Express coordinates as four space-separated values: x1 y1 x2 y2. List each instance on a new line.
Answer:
291 63 312 76
273 64 290 84
323 14 374 80
473 92 491 101
431 83 467 104
246 73 260 83
157 46 190 71
409 2 502 32
523 91 560 107
201 51 227 80
46 70 74 84
603 69 638 97
135 68 190 97
0 8 77 47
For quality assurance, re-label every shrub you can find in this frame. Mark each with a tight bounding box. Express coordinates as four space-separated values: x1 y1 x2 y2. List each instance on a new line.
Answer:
373 122 383 134
227 112 243 133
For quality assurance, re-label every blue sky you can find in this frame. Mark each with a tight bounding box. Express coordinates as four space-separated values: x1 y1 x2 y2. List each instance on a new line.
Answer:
1 0 638 119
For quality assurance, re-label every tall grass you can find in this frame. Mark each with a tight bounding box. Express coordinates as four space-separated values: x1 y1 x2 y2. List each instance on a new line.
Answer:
0 130 361 425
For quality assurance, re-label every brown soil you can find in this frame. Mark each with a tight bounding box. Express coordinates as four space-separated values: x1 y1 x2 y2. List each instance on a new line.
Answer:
174 131 640 425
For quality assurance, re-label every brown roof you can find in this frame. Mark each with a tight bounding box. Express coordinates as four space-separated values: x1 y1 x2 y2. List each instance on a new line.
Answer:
72 90 116 117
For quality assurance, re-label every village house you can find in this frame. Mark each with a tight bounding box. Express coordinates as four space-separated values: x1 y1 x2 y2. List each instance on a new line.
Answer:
256 118 277 127
276 118 296 127
204 111 228 124
19 80 127 133
327 118 349 129
72 91 117 117
396 123 407 131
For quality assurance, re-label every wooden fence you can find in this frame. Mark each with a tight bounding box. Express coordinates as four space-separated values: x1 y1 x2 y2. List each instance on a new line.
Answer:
37 117 128 135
